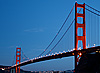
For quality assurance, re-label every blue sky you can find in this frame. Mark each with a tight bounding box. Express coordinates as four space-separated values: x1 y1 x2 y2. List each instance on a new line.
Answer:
0 0 100 71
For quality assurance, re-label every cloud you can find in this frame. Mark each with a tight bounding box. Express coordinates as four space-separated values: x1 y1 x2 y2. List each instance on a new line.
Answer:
24 28 44 33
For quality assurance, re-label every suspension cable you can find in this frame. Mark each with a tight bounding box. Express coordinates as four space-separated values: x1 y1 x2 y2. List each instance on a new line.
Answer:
37 5 75 57
46 19 75 55
12 55 15 65
21 50 29 60
85 4 100 13
45 7 83 55
85 8 100 16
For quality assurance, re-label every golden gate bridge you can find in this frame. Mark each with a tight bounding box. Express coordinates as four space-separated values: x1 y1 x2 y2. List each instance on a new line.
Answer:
2 2 100 73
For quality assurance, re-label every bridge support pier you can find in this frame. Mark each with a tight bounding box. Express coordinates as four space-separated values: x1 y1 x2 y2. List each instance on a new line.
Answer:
11 69 15 73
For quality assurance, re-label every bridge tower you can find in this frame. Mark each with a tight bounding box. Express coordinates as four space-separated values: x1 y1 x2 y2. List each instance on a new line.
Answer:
75 2 86 68
16 47 21 73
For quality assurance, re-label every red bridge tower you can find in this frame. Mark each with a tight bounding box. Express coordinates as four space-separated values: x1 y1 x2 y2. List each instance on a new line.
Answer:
16 47 21 73
75 2 86 68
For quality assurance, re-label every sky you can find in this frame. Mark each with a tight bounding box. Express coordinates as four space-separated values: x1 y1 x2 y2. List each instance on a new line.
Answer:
0 0 100 71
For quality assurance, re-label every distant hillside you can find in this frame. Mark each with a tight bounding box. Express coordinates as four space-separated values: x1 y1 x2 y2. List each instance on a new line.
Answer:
0 65 74 73
0 65 33 73
0 65 10 73
0 65 10 68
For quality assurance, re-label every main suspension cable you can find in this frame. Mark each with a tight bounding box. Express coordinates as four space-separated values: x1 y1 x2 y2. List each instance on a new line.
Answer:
85 4 100 13
21 50 29 60
37 5 75 57
12 55 15 65
85 8 100 16
46 7 83 55
46 19 75 55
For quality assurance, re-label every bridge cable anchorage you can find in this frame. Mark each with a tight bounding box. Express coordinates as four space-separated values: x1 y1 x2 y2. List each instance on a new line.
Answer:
46 19 75 55
85 4 100 13
37 5 75 57
85 8 100 16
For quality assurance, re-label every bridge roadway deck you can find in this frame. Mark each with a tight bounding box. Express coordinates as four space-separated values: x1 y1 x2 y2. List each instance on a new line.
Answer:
9 46 100 69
